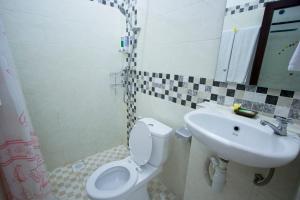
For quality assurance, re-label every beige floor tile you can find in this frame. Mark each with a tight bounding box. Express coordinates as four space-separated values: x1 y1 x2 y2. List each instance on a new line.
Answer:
49 145 176 200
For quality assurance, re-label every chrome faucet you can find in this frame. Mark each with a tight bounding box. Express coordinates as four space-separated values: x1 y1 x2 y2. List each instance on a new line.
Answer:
260 116 292 136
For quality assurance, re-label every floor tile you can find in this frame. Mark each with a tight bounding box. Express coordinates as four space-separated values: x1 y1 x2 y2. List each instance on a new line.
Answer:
49 145 176 200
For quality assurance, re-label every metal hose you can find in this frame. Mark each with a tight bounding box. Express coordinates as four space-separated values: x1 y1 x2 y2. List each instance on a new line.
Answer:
253 168 275 186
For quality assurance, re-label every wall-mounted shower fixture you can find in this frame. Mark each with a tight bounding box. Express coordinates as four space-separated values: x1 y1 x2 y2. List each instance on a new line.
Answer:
118 6 141 104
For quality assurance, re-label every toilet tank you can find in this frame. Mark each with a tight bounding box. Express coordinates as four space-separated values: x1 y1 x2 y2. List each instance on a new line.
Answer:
140 118 172 167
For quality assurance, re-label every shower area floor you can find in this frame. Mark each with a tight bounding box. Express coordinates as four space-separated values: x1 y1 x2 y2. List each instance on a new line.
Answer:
49 145 176 200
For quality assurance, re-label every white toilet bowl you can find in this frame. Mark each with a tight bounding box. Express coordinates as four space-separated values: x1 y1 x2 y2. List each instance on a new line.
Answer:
86 159 137 200
86 118 172 200
86 157 160 200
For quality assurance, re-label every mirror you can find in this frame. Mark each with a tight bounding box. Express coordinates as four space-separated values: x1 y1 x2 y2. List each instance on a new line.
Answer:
215 0 300 91
255 2 300 91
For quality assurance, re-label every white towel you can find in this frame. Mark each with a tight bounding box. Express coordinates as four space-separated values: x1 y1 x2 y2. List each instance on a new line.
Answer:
288 42 300 71
215 30 235 82
227 26 260 84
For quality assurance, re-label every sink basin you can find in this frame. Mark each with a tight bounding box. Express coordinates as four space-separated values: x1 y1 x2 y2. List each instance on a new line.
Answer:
184 105 300 168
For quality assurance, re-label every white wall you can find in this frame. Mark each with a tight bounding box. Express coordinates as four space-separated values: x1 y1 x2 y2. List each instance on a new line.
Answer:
136 0 227 198
0 0 127 170
137 0 226 79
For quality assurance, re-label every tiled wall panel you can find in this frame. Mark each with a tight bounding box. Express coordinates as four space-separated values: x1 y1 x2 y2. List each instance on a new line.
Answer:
226 0 279 15
134 70 300 122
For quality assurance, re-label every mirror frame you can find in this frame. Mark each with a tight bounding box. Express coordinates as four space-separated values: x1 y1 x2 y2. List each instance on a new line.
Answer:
249 0 300 85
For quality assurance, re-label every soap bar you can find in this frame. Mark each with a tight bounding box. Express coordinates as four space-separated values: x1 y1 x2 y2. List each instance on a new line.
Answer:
235 108 257 118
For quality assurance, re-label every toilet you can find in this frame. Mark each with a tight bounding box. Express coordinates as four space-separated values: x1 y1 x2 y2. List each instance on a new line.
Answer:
86 118 172 200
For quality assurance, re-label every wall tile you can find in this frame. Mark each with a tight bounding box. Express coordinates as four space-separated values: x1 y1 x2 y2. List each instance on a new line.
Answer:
226 0 278 16
292 99 300 109
134 70 299 121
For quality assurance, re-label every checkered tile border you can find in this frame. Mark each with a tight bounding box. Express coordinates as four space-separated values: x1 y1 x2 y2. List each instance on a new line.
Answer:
133 71 300 121
91 0 138 143
124 0 138 144
90 0 125 9
225 0 279 15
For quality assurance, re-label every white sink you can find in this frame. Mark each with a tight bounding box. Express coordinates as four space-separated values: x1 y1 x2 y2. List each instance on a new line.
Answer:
184 104 300 168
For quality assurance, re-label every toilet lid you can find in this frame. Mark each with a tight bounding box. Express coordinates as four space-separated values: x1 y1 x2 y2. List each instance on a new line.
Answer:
129 121 152 166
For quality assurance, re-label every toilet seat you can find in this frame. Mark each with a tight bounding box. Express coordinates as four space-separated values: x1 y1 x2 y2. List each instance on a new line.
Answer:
129 121 153 166
86 160 138 200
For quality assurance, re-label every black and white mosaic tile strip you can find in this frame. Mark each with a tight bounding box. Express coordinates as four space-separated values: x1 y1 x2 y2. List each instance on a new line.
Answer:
89 0 126 10
124 0 138 143
133 71 300 121
225 0 279 15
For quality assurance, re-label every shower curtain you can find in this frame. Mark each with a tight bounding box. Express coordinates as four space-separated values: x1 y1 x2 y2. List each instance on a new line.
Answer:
0 21 55 199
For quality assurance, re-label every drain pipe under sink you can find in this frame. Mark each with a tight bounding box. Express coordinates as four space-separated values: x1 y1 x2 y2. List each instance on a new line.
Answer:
205 156 229 193
204 157 275 192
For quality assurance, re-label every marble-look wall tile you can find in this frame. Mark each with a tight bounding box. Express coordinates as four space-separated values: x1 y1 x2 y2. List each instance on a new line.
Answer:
134 70 300 122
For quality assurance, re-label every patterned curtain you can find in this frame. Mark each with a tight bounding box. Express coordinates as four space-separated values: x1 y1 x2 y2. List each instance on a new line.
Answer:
0 20 55 200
